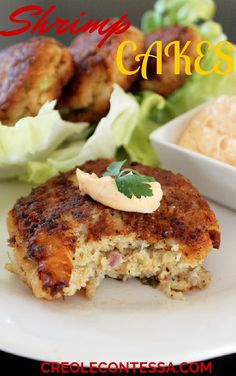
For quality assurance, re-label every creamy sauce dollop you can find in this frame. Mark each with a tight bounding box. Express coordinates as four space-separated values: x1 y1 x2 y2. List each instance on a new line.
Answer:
76 168 163 214
179 96 236 167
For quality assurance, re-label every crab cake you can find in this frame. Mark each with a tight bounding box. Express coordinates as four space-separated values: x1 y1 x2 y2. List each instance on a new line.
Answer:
0 37 74 125
6 160 220 300
139 25 200 97
58 26 144 123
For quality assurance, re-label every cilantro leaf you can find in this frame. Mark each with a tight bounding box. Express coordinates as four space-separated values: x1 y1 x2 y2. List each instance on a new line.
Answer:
103 160 156 199
116 174 155 199
103 160 126 177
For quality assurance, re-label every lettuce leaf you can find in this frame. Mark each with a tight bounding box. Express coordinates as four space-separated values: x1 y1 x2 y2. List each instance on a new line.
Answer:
168 39 236 118
19 140 86 185
141 0 216 33
1 85 164 185
77 84 140 163
0 101 90 180
142 0 216 33
126 91 165 165
16 85 139 184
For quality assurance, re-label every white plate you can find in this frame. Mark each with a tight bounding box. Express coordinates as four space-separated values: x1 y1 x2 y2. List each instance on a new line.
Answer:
1 181 236 364
150 103 236 211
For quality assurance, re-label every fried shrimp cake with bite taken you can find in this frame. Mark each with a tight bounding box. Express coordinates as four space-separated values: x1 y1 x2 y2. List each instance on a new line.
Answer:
0 37 74 126
139 25 201 97
58 24 144 123
6 159 220 301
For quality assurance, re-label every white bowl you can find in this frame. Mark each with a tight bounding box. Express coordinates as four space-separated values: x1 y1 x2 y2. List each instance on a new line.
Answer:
150 103 236 211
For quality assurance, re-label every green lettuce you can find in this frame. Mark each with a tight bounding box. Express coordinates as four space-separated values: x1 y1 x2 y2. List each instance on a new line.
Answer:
142 0 216 33
0 86 164 184
126 91 165 165
79 86 165 168
168 22 236 117
0 101 90 181
141 0 236 120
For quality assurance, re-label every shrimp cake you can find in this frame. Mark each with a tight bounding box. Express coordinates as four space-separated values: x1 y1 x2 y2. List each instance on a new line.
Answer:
0 37 74 125
6 160 220 300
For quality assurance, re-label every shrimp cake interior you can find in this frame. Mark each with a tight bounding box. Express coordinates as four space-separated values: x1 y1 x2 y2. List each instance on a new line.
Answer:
6 160 220 300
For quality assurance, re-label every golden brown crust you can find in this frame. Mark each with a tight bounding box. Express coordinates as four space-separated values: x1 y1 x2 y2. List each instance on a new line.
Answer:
7 159 220 298
58 25 144 123
139 25 200 97
0 37 74 125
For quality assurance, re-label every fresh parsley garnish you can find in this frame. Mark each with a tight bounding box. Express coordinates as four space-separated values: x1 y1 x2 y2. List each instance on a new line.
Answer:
103 160 156 199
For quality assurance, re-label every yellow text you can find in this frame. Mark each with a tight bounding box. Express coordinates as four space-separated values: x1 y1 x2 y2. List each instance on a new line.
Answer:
116 40 234 77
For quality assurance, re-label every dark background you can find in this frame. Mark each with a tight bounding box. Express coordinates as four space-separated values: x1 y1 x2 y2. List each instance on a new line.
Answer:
0 0 235 49
0 0 236 374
